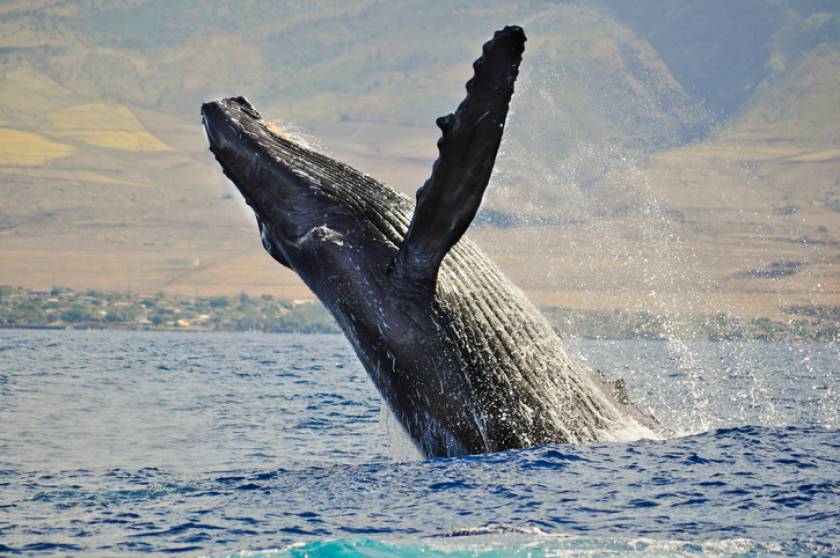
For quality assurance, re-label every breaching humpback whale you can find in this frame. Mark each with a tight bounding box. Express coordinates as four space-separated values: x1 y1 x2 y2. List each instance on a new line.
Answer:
202 26 662 458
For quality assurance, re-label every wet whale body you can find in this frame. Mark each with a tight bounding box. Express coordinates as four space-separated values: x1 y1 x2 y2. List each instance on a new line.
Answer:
202 26 662 458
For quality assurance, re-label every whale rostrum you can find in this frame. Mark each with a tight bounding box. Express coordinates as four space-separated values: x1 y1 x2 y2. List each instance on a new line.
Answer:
202 26 664 458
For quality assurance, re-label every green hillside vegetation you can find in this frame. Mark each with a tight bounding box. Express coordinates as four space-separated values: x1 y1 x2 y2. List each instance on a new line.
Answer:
605 0 840 119
723 43 840 144
1 2 709 158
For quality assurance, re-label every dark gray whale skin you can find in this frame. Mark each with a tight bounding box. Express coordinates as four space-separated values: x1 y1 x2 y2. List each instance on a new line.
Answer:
202 26 662 458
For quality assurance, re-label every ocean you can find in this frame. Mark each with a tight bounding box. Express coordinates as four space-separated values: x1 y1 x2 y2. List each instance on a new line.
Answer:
1 329 838 556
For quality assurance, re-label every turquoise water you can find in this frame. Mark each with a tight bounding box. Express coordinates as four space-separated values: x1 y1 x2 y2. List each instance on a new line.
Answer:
234 535 804 557
1 330 838 556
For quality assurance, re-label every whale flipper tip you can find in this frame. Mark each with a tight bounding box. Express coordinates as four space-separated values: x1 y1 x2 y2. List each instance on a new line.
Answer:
391 26 526 293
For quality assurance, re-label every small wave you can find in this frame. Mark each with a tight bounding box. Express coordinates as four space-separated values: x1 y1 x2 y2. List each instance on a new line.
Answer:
214 533 832 558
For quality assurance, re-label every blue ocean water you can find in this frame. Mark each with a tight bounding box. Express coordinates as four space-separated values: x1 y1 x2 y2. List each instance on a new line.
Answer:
0 330 838 556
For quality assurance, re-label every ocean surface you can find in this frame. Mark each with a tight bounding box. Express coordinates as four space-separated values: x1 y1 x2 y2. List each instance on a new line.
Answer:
1 329 838 556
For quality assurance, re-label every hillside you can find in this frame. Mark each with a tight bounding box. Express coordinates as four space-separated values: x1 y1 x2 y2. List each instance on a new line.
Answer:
0 0 838 322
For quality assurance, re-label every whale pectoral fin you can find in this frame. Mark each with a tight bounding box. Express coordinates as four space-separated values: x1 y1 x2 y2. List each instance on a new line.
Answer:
391 26 526 290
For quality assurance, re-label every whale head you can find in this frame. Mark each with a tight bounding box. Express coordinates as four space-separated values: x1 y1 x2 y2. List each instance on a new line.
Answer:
201 95 424 351
201 96 374 272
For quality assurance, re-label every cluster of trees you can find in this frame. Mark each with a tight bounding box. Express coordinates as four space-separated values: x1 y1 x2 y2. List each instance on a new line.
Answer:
0 287 337 333
201 292 338 333
544 306 839 343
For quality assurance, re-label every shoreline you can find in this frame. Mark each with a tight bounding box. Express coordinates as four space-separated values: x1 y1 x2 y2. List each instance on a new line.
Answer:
2 322 837 346
2 286 837 343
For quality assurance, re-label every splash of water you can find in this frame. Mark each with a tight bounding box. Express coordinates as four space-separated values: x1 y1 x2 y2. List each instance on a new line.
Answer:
379 402 424 462
484 35 837 436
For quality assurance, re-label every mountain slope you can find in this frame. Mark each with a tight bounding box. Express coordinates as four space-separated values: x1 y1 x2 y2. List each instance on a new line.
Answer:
0 0 837 319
